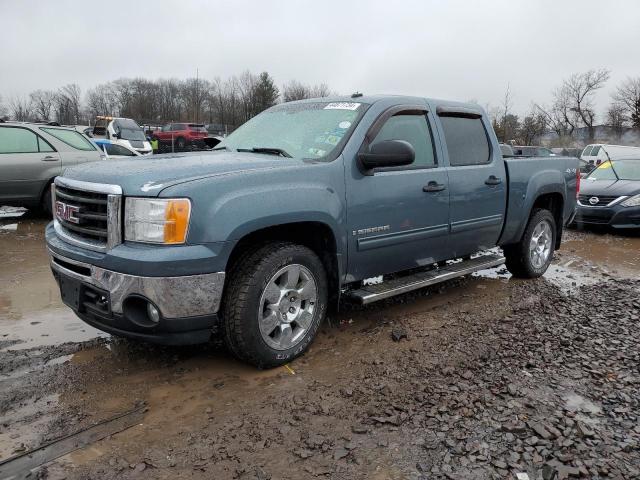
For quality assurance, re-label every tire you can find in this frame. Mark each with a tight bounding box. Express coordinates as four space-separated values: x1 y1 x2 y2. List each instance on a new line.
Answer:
222 242 328 368
42 184 53 217
504 208 556 278
176 137 186 150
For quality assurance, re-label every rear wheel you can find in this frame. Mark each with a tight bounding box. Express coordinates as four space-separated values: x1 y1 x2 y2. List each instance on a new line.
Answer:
222 242 328 368
504 209 556 278
176 136 186 150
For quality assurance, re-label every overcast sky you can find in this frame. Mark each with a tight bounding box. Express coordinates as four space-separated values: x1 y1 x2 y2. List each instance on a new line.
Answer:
1 0 639 117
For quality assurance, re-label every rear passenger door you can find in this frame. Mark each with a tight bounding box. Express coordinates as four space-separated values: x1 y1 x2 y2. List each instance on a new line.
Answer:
0 126 61 204
435 108 507 257
346 106 451 280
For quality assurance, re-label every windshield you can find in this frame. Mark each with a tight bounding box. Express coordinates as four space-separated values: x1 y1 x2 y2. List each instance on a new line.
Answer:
113 119 146 141
588 159 640 181
218 101 367 160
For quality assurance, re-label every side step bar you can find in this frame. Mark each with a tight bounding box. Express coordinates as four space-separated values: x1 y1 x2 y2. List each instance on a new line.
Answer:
346 253 505 305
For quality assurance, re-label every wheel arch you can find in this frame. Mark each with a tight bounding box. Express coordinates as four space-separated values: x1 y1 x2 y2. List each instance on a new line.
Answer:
225 221 342 309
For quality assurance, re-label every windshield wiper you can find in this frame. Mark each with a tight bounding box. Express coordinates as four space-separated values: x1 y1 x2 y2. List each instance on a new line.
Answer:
237 147 292 158
212 145 230 151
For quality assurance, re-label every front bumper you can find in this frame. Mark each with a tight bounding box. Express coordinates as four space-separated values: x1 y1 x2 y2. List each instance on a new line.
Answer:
574 204 640 229
48 249 225 344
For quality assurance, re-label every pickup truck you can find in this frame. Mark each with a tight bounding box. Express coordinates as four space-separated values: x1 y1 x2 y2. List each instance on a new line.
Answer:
45 95 579 368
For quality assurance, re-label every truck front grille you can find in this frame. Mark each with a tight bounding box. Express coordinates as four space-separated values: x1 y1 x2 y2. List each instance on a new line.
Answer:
53 178 122 252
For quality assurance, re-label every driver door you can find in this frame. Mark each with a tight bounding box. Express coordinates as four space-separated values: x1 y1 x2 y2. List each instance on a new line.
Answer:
346 107 451 280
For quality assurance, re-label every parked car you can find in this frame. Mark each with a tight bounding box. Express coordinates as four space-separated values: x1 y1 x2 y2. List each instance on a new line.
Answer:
0 122 104 213
91 116 153 155
574 158 640 229
512 146 555 157
153 123 209 151
580 144 640 166
499 143 514 157
94 139 141 158
45 95 578 368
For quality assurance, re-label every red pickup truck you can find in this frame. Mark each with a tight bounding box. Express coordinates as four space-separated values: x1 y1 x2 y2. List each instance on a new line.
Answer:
153 123 208 151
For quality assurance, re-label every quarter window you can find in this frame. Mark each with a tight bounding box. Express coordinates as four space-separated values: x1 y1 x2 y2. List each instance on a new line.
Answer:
0 127 39 154
41 128 97 151
371 114 436 168
440 116 491 166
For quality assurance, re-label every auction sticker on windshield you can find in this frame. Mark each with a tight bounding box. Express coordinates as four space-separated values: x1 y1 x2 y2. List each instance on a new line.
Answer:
324 102 361 110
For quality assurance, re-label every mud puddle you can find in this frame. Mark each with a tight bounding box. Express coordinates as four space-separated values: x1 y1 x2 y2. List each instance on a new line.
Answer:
0 217 106 351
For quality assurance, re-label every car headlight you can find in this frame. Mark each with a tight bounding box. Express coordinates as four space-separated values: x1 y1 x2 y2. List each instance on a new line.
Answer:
621 194 640 207
124 198 191 244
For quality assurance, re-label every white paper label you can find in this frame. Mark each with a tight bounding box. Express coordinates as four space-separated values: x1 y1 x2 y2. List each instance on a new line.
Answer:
324 102 361 110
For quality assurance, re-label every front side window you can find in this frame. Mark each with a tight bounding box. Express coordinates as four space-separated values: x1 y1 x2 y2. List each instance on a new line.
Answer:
38 136 54 152
582 146 593 157
440 116 490 166
41 127 97 151
0 127 39 153
219 101 367 160
371 113 436 168
591 146 601 156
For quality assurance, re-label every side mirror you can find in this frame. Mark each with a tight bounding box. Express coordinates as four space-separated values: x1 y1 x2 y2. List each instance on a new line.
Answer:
358 140 415 170
114 131 121 139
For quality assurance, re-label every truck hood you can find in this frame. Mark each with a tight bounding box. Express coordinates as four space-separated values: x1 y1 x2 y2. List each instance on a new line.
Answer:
62 151 305 195
581 178 640 197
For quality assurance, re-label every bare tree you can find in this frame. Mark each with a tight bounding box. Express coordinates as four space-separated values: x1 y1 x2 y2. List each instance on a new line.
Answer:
0 94 7 119
29 90 55 121
9 95 32 121
563 69 610 141
517 109 547 145
54 84 82 124
606 103 627 140
283 80 331 102
613 77 640 129
87 83 119 117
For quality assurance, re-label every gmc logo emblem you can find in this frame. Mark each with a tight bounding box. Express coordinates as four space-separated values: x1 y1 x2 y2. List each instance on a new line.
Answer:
55 201 80 224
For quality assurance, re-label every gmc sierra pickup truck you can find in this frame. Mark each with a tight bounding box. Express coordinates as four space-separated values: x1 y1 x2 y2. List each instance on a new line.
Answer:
45 95 579 367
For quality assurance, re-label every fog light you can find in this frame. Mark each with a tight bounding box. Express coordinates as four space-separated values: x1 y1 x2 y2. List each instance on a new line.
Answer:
147 303 160 324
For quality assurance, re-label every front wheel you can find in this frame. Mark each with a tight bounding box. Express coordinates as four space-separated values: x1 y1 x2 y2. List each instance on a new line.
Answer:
504 208 556 278
222 242 328 368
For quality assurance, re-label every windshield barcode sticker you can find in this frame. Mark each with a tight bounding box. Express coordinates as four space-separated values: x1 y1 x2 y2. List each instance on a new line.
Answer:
324 102 361 110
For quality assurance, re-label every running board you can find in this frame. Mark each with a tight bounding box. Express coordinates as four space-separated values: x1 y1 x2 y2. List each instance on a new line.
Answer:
346 254 505 305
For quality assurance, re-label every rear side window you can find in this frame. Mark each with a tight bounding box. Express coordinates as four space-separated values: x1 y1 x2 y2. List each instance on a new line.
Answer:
372 114 436 168
41 128 96 151
0 127 40 153
440 116 490 166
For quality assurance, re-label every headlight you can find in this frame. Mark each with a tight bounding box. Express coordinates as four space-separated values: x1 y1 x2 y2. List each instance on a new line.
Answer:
621 194 640 207
124 198 191 244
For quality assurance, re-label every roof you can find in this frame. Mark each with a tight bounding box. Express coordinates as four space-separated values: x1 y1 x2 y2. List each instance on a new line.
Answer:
286 94 481 112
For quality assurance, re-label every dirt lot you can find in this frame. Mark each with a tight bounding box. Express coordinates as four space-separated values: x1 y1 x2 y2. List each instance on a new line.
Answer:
1 211 639 480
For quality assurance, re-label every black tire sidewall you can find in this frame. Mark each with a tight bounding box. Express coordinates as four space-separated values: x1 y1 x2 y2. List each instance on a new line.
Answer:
226 245 328 367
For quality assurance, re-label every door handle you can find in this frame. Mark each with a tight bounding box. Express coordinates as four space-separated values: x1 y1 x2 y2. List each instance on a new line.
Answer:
41 156 58 162
423 181 446 192
485 175 502 186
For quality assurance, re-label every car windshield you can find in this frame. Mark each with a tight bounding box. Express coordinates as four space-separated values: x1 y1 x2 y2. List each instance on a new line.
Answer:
588 159 640 181
113 119 146 141
218 101 367 160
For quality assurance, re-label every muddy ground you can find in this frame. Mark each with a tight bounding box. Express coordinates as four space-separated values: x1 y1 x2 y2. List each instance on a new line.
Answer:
1 210 639 480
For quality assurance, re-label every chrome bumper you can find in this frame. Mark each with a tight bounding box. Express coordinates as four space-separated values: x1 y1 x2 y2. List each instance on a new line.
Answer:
48 249 225 319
